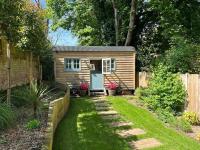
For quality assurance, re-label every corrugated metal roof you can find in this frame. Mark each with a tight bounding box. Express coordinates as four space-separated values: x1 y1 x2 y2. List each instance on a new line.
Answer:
52 46 135 52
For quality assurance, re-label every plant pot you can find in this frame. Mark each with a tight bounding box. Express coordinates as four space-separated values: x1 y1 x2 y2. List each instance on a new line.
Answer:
80 90 87 96
108 89 116 96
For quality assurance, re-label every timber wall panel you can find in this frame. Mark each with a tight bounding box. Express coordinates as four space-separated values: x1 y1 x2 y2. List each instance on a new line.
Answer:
54 51 136 90
0 37 39 90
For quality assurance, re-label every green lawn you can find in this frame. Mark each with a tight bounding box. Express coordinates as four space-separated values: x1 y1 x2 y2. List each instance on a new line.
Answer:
107 96 200 150
53 97 130 150
53 96 200 150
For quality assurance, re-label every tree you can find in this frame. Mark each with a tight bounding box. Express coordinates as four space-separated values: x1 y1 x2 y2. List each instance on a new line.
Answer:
125 0 137 46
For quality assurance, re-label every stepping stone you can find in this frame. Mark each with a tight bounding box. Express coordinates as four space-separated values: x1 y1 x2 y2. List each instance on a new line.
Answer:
109 121 133 128
101 115 120 120
116 128 146 138
98 111 118 115
96 106 112 111
129 138 162 150
93 100 108 103
95 103 110 107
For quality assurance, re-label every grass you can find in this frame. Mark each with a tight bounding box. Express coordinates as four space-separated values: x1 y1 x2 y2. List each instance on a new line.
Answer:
53 97 130 150
107 96 200 150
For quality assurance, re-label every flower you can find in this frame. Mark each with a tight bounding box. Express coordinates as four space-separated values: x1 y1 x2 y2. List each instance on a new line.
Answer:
80 83 89 90
107 82 118 90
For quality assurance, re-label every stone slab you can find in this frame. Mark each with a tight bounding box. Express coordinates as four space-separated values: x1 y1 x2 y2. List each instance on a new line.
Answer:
109 122 133 128
98 111 118 115
101 115 120 120
116 128 146 138
129 138 162 150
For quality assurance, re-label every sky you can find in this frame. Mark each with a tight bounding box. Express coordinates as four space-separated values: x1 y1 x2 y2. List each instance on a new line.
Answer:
33 0 79 46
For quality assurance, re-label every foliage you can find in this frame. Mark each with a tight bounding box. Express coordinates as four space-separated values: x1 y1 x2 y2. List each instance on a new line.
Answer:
0 103 15 130
0 0 51 57
107 82 118 90
165 36 200 73
11 86 31 107
134 87 147 99
80 83 89 90
25 119 40 130
141 64 186 113
47 0 200 72
28 82 50 118
182 111 200 125
169 117 192 133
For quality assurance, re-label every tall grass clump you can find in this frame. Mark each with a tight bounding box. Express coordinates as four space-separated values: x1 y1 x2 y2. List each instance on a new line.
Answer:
0 103 15 130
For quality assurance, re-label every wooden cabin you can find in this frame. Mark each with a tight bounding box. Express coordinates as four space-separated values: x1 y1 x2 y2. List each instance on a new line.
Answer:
53 46 136 94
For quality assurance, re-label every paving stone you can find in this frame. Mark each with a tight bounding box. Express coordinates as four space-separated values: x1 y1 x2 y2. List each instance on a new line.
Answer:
93 100 108 103
101 115 120 120
129 138 162 150
96 106 112 111
109 122 133 128
98 111 118 115
95 103 110 107
116 128 146 138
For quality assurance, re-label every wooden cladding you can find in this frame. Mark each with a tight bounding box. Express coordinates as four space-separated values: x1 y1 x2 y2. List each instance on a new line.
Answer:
54 51 136 90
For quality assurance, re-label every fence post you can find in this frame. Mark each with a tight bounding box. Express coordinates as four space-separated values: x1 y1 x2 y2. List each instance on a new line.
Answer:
29 52 33 86
6 43 11 105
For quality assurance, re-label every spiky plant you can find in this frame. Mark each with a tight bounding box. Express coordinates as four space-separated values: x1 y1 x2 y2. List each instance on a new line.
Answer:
29 81 51 118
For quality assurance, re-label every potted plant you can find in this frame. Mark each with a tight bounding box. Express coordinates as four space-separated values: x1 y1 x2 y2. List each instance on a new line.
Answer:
107 82 118 96
80 83 89 96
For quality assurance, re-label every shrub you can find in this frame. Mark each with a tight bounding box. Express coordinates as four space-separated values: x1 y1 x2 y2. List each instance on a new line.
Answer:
11 86 31 107
0 103 15 130
25 119 40 130
182 111 200 125
80 83 89 90
155 108 175 123
170 117 192 133
135 87 147 99
141 64 186 113
107 82 118 90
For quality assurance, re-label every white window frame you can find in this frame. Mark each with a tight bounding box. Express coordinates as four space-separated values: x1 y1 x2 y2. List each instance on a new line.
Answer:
102 58 111 74
64 58 81 72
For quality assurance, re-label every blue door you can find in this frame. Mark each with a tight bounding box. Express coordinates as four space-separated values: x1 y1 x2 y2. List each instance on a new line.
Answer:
91 71 104 90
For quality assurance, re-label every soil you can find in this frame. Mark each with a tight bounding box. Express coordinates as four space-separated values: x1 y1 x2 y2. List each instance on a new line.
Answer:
0 107 48 150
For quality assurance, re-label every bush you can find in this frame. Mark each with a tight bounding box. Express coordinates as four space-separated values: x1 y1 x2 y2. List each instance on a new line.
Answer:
135 87 146 99
141 64 186 113
170 117 192 133
155 108 175 123
25 119 40 130
0 103 15 130
11 86 31 107
182 112 199 125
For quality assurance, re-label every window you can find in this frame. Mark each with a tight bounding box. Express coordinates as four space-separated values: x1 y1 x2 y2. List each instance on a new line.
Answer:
111 58 116 71
64 58 81 71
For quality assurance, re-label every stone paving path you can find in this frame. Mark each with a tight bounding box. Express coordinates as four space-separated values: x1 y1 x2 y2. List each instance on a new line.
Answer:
92 96 163 150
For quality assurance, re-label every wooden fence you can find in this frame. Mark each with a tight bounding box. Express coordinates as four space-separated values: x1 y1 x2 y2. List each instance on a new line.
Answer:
136 72 200 117
0 37 40 91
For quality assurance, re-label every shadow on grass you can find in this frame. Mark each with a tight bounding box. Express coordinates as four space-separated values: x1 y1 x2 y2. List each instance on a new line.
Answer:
53 97 131 150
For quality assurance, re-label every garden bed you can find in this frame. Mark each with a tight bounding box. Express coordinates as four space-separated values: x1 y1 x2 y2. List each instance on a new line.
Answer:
0 85 65 150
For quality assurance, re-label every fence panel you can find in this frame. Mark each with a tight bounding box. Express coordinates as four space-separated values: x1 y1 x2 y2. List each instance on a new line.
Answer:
0 37 39 90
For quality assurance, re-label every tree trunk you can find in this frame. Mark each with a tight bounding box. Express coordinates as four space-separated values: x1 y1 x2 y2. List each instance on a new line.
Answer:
6 43 11 105
112 0 119 46
125 0 137 46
